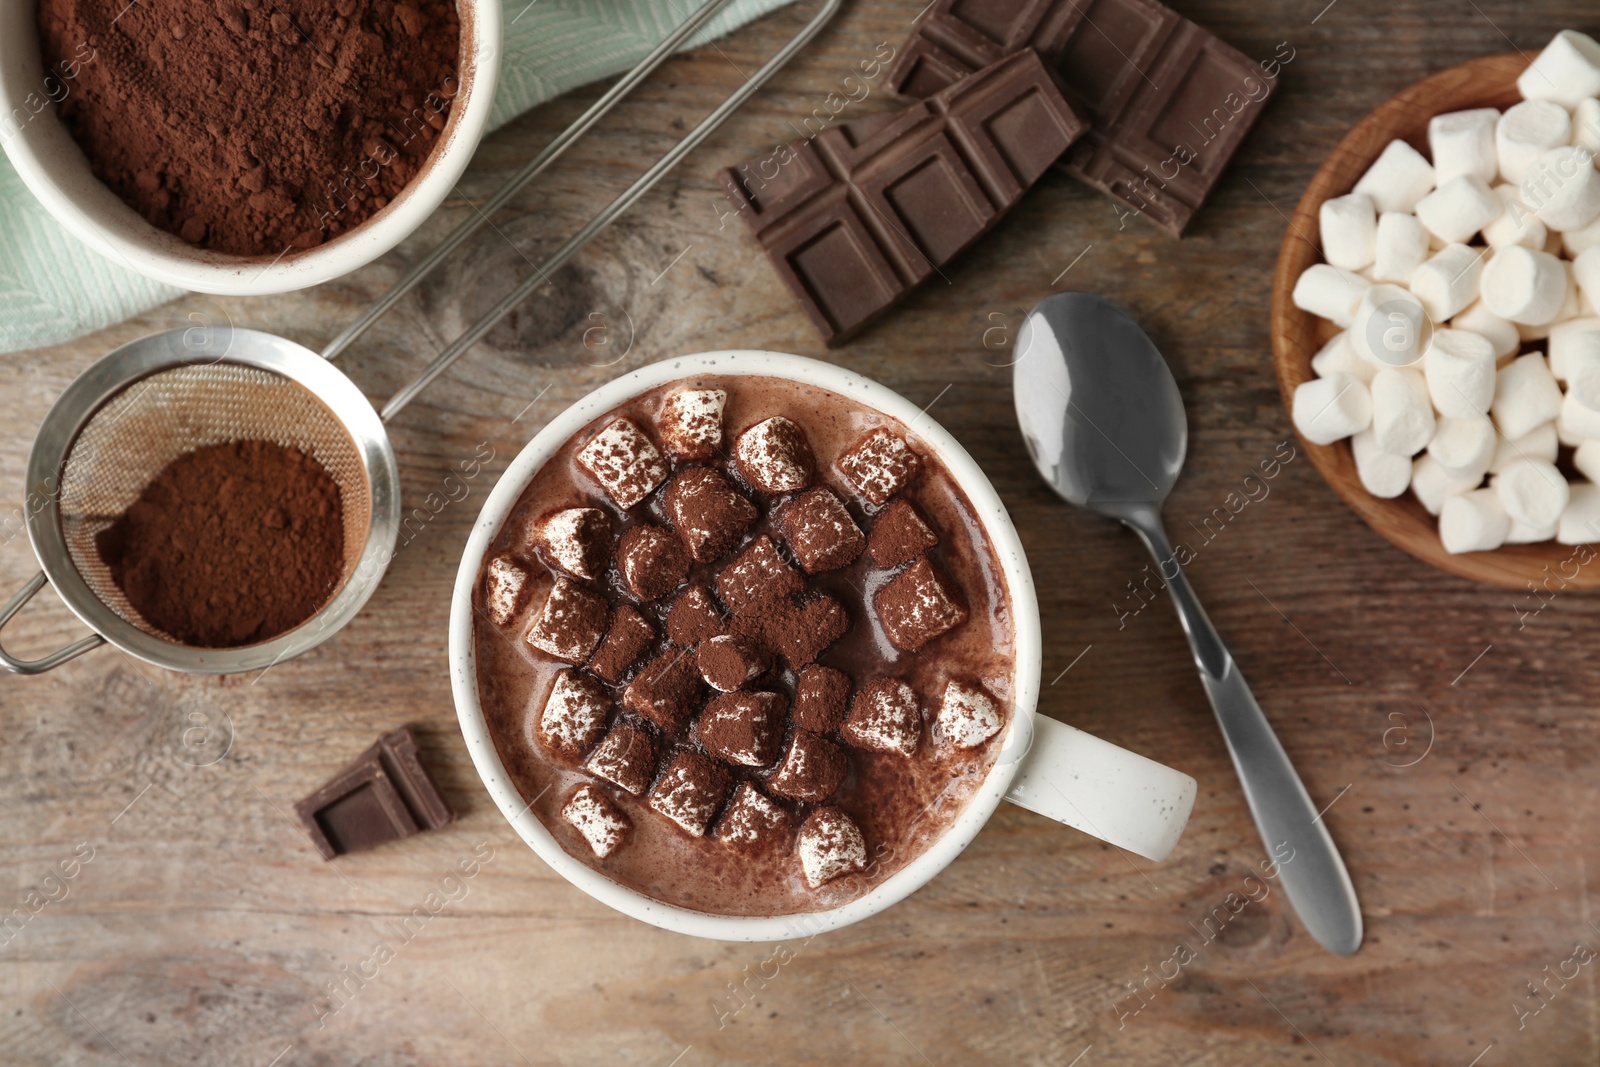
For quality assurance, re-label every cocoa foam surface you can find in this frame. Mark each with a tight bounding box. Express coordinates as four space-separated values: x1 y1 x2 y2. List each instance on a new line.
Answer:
472 375 1017 916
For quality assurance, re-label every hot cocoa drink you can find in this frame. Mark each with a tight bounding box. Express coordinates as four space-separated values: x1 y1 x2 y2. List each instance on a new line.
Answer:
472 375 1017 915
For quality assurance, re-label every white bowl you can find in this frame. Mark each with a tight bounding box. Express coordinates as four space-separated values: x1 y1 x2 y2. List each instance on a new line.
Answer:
0 0 501 295
449 351 1195 941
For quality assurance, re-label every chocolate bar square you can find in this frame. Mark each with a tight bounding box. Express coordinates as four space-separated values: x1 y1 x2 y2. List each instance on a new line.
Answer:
295 726 455 860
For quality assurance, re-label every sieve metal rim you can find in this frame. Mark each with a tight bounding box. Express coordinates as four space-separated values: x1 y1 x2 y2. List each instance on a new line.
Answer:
15 327 401 674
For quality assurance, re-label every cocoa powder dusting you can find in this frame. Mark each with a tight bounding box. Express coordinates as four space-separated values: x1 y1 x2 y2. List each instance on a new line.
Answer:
38 0 461 254
96 440 345 648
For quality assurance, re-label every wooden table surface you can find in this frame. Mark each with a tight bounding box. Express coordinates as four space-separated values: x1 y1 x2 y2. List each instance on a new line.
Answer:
4 1 1598 1064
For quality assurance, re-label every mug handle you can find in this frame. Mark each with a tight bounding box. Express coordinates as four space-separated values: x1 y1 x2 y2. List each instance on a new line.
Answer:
0 571 106 675
1005 715 1196 862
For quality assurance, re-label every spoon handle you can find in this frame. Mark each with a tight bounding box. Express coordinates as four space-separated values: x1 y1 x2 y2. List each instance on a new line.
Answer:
1127 514 1364 957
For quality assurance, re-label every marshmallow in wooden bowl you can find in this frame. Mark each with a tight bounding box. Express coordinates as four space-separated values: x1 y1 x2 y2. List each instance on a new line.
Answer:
1291 28 1600 553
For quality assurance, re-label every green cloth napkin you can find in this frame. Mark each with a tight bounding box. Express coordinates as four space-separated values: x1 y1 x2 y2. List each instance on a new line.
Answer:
0 0 793 353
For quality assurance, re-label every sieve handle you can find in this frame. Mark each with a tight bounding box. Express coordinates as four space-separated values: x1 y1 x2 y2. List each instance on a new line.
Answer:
0 571 106 675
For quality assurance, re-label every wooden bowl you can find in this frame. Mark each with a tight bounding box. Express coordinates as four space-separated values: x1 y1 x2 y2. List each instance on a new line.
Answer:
1267 52 1597 590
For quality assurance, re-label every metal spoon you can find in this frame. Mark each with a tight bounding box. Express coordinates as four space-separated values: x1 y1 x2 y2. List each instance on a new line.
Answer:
1011 291 1362 957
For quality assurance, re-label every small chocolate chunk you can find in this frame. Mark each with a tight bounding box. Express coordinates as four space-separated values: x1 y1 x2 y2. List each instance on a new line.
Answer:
734 416 815 494
938 681 1002 748
874 557 966 650
585 721 658 795
779 486 865 573
718 535 804 614
536 670 612 762
663 467 759 563
525 577 611 663
797 807 867 887
842 678 922 757
695 690 786 767
616 524 690 601
622 648 703 732
531 507 611 580
588 604 656 683
649 750 732 836
868 498 939 569
696 633 770 691
576 417 668 509
793 665 851 733
666 583 726 647
717 782 791 850
561 784 631 858
657 387 727 460
766 729 848 803
838 429 921 506
295 726 455 861
484 556 530 626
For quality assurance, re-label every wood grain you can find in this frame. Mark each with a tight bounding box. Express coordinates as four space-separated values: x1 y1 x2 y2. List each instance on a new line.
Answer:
4 2 1600 1066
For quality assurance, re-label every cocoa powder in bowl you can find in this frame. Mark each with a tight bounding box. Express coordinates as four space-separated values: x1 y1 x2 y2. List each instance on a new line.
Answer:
37 0 462 255
95 440 345 648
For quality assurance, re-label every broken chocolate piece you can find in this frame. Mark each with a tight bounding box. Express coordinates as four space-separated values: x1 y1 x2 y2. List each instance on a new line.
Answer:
717 782 791 850
717 534 804 614
616 524 690 601
767 729 848 803
666 583 727 647
524 577 611 664
536 670 612 762
793 665 851 733
717 50 1084 345
734 416 815 494
484 556 531 626
622 648 703 732
874 556 965 651
779 486 866 573
585 721 658 795
562 784 631 858
576 417 668 509
657 387 727 460
295 726 454 860
589 604 656 684
838 429 921 506
663 466 759 564
868 498 939 569
531 507 611 581
938 681 1002 748
797 807 867 887
696 633 770 692
842 678 922 757
695 690 786 767
649 750 732 836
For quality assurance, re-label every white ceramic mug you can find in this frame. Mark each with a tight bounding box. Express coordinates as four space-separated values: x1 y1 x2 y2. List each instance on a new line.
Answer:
450 351 1197 941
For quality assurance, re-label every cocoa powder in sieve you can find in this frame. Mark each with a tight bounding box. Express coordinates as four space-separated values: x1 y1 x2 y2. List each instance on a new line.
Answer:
37 0 461 255
95 440 345 648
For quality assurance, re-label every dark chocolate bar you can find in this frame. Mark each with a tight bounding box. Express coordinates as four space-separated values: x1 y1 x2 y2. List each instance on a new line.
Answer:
887 0 1278 235
717 50 1084 346
295 726 455 860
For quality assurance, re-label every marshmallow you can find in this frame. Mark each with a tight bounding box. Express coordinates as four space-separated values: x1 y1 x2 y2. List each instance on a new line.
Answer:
1412 454 1481 514
1411 243 1484 322
1293 263 1371 327
1370 368 1435 455
1558 482 1600 544
1574 98 1600 155
1560 387 1600 439
1563 211 1600 257
1310 331 1375 383
1494 353 1565 438
1292 373 1372 445
1450 300 1521 359
1427 416 1497 481
1567 340 1600 411
1352 139 1437 214
1576 439 1600 482
1490 422 1559 474
1506 518 1557 543
1517 30 1600 107
1494 458 1570 526
1559 261 1584 322
1416 174 1502 245
1372 212 1430 282
1439 488 1511 553
1548 317 1600 378
1573 246 1600 311
1424 327 1498 417
1520 145 1600 231
1430 108 1501 185
1482 184 1548 249
1497 100 1573 184
1351 427 1411 497
1559 412 1590 447
1480 245 1567 324
1350 283 1429 367
1320 193 1378 270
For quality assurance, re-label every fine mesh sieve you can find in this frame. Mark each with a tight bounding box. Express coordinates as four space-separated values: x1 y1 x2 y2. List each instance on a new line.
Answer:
0 0 840 674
